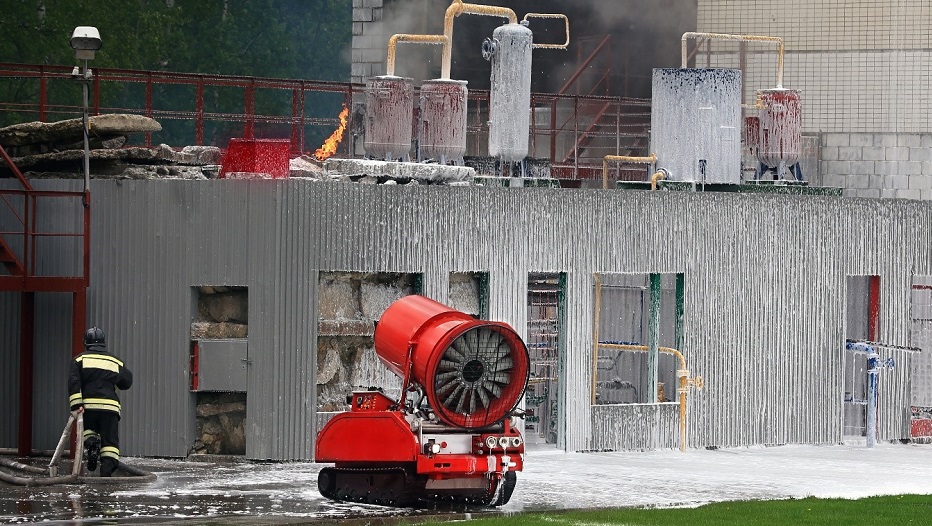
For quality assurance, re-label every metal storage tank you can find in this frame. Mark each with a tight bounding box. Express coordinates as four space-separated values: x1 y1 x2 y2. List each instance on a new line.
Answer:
757 89 802 179
743 115 760 154
650 68 742 184
418 78 468 164
365 75 414 161
487 22 533 162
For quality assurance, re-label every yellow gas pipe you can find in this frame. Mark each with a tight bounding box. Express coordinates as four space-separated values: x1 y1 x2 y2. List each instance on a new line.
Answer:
386 34 449 76
598 343 704 452
602 154 657 190
442 0 518 80
681 32 785 89
650 170 667 190
523 13 570 50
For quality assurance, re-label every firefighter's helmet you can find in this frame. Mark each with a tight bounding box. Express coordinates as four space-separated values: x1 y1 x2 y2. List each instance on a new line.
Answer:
84 327 106 348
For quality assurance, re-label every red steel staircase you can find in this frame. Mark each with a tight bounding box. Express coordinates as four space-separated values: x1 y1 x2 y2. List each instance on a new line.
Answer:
1 143 89 455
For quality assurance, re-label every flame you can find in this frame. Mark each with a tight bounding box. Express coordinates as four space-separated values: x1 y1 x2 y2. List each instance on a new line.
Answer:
314 104 349 161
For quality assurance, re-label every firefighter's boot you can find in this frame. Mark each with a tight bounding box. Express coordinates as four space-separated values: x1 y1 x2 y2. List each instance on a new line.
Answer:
85 436 101 472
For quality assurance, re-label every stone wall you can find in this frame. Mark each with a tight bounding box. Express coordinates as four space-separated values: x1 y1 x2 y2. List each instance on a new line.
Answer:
191 392 247 455
316 272 418 409
820 133 932 200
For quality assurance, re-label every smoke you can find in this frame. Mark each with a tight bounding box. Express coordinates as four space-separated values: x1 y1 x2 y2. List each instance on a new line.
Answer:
375 0 698 97
376 0 447 82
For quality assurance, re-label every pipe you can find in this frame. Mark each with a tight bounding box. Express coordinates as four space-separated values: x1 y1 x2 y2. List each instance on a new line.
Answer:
386 34 448 77
599 343 704 452
591 273 603 405
522 13 570 49
650 170 668 190
442 0 517 80
846 342 878 448
602 154 657 190
681 32 785 89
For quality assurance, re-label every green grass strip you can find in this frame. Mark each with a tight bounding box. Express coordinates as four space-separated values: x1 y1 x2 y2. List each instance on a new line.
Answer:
413 495 932 526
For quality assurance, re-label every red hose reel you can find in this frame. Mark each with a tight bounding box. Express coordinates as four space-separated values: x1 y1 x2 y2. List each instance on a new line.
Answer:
374 295 530 430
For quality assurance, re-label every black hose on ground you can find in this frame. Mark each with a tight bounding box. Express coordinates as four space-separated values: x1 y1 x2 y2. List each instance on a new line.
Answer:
0 456 157 486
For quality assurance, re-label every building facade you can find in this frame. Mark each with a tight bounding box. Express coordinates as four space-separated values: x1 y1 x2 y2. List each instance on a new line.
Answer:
1 179 929 459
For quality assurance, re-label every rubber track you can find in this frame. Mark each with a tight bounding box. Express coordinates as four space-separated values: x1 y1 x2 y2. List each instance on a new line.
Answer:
319 466 507 507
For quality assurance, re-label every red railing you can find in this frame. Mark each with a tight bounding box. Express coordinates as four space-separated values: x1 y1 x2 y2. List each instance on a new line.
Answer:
1 62 651 182
0 144 88 292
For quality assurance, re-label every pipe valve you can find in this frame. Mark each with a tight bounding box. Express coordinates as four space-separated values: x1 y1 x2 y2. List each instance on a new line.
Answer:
481 37 498 61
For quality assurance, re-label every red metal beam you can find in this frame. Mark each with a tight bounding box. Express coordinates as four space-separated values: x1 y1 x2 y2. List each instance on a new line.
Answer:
0 276 87 293
558 35 611 96
868 275 881 341
17 292 34 456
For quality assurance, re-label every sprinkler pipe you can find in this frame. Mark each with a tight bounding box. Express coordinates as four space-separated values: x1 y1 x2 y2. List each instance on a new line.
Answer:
602 154 657 189
681 32 785 89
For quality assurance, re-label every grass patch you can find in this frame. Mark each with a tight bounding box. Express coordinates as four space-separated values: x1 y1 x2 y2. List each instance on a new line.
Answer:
412 495 932 526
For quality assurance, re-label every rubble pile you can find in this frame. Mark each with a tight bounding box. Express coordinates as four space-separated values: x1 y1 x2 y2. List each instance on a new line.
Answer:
0 114 220 180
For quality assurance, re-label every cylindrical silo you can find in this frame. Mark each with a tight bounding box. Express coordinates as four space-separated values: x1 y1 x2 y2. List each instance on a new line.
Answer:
757 89 802 178
418 78 468 164
487 22 533 162
365 76 414 161
649 68 742 184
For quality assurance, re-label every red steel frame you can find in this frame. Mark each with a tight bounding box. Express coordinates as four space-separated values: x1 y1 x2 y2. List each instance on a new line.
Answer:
1 143 89 455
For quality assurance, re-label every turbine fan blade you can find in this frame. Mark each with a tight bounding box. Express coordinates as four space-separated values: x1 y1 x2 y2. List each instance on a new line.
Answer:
438 359 461 371
454 386 469 414
443 384 465 409
477 384 491 407
491 356 514 372
489 372 511 385
448 341 469 362
435 370 460 383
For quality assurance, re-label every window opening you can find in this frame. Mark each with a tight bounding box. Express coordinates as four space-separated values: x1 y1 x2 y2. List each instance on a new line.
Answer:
592 273 683 405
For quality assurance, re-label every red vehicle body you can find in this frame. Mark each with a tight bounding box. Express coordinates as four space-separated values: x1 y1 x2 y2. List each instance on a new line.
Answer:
315 295 530 506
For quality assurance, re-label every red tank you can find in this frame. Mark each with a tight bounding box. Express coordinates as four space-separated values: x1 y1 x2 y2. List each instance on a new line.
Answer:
316 295 530 507
757 89 802 174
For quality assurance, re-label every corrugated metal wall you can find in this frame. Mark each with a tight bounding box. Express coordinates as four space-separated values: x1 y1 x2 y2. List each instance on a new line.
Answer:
1 180 930 458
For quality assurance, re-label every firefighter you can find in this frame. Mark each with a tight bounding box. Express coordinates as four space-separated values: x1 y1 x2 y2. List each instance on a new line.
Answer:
68 327 133 477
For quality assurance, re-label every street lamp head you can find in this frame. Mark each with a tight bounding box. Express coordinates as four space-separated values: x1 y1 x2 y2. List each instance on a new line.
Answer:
71 26 101 60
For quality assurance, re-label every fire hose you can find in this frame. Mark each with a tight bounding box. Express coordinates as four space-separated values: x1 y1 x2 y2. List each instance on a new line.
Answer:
0 411 156 485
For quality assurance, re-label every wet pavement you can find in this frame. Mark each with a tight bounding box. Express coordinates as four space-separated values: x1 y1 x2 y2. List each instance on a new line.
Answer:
4 441 932 524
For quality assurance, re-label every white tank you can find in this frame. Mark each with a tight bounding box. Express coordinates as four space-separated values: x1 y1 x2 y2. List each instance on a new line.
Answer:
487 22 533 162
650 68 742 184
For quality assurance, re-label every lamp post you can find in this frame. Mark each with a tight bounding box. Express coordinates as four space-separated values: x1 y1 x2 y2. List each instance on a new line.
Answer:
70 26 101 193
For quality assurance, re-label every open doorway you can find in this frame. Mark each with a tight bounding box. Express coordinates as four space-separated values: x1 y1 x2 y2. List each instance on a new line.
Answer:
189 285 248 456
843 275 880 439
910 277 932 438
525 273 564 446
315 272 422 414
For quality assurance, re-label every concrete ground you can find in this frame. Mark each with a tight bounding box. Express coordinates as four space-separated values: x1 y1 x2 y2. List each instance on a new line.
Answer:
3 441 932 524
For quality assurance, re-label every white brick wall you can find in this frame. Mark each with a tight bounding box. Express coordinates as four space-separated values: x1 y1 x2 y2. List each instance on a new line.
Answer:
698 0 932 134
821 133 932 199
699 1 932 200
